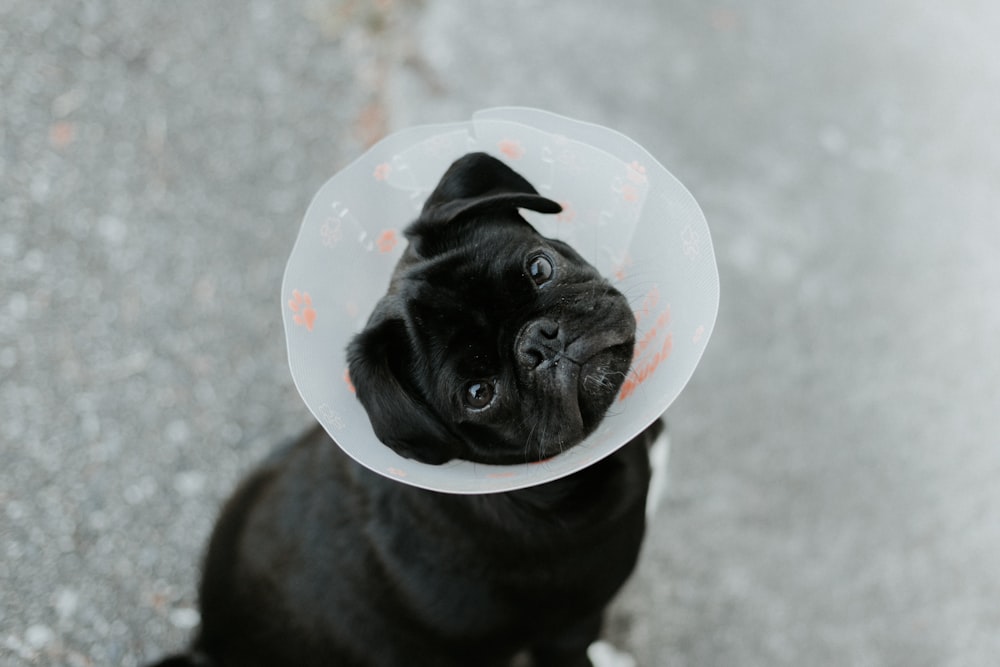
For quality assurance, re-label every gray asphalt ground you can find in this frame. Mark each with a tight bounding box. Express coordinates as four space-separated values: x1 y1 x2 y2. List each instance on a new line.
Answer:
2 1 999 666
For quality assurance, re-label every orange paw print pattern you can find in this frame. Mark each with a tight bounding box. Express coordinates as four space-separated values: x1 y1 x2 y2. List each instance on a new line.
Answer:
556 200 576 223
289 289 317 331
612 253 633 282
626 161 648 184
498 139 525 160
373 162 392 181
376 229 398 254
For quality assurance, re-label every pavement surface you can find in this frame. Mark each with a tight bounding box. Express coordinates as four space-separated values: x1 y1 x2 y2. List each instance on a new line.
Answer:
2 1 999 666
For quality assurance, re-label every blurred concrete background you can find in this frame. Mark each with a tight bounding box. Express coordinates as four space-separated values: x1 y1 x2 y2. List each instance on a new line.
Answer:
2 0 998 665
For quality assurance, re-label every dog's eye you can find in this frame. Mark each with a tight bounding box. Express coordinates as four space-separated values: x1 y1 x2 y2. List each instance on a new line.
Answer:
464 380 496 410
527 253 554 286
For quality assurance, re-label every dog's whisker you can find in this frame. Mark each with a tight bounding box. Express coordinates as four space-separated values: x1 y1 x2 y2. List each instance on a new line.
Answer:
523 420 538 463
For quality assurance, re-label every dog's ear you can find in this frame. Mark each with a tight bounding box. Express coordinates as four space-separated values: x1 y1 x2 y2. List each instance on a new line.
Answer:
422 152 551 209
346 311 464 465
407 153 561 255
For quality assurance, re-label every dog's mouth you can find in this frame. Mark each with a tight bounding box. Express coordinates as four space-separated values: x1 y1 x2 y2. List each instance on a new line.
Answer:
579 341 634 402
520 332 635 461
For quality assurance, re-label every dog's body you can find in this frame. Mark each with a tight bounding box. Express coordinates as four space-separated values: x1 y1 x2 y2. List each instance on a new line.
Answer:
180 422 658 667
151 154 659 667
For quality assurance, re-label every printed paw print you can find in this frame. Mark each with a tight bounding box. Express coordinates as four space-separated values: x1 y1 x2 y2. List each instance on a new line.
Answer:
681 225 701 259
498 139 525 160
318 403 346 431
612 253 634 282
320 219 343 247
626 161 648 184
616 162 647 203
289 290 317 331
376 229 398 254
373 162 392 181
557 200 577 223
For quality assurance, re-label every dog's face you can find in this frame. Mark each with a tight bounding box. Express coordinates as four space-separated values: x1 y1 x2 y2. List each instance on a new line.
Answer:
348 153 636 465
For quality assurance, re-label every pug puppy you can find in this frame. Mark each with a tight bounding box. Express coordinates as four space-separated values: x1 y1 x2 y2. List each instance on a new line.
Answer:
149 153 661 667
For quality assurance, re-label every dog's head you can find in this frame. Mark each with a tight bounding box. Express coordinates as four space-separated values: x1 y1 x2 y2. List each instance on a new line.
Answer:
347 153 636 465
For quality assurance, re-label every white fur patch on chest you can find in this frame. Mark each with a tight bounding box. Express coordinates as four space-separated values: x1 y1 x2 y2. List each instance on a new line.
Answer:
645 428 671 520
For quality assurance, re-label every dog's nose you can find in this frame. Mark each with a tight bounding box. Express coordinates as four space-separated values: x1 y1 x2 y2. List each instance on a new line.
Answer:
517 318 563 370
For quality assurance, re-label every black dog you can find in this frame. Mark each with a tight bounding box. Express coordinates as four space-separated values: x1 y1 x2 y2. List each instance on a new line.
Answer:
149 153 661 667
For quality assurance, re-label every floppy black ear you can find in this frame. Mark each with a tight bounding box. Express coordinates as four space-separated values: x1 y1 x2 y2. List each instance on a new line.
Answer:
346 312 464 465
419 192 562 227
407 152 561 256
422 152 548 210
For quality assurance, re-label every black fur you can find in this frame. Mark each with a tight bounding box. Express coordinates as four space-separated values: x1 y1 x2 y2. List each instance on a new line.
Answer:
348 152 637 466
148 153 656 667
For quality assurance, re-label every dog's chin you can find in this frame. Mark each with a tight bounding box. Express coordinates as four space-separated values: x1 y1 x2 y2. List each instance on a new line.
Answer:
539 350 631 459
